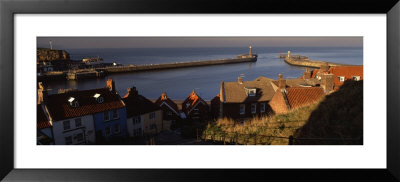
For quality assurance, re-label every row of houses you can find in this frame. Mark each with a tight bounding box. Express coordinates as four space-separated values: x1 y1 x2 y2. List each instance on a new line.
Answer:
37 65 363 144
213 64 363 118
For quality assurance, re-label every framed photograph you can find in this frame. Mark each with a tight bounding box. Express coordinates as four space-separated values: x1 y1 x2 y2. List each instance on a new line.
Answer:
1 0 399 181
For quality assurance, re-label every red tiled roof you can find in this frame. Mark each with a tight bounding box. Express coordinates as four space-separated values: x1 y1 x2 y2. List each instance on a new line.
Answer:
285 87 325 110
154 93 179 115
37 104 51 129
328 66 363 86
182 90 207 114
123 94 161 118
46 88 125 121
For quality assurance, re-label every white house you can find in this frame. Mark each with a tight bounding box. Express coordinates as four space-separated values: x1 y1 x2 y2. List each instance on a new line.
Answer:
51 115 96 145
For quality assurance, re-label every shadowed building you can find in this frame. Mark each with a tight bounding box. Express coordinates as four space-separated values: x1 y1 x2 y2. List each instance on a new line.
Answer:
154 92 181 130
182 90 209 122
122 87 163 136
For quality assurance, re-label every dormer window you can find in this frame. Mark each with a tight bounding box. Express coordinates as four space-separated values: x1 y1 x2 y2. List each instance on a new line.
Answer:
244 87 257 96
93 93 104 103
338 76 345 82
353 76 360 81
68 97 79 107
186 103 190 108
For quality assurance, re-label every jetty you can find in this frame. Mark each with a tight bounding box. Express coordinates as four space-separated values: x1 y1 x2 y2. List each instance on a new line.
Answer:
38 46 257 81
279 51 352 68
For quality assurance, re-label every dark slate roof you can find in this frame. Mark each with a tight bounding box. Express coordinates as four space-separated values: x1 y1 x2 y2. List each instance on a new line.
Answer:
123 94 161 118
154 94 180 115
46 88 125 121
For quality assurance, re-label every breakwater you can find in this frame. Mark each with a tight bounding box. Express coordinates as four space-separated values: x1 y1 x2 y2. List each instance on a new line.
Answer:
38 56 257 81
279 53 352 68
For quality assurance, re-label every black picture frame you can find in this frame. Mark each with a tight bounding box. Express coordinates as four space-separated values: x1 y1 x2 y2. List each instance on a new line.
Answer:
1 0 399 181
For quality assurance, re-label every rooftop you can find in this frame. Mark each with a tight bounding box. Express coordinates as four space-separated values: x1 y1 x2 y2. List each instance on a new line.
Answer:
46 88 125 121
221 76 276 103
123 93 161 118
285 87 325 110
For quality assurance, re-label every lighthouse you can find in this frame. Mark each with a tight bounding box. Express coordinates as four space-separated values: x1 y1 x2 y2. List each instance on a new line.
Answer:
287 51 291 58
249 45 252 57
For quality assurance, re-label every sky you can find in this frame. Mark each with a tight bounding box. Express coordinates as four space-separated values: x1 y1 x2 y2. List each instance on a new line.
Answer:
37 37 363 49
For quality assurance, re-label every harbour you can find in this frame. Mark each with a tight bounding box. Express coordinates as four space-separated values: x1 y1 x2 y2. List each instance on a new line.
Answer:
40 46 363 100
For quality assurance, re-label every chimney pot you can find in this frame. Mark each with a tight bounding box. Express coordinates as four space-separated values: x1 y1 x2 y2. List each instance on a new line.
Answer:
238 77 243 84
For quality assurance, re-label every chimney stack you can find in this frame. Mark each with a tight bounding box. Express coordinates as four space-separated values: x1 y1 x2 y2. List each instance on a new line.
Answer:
320 62 330 72
106 79 116 92
126 87 138 98
278 74 286 90
161 92 168 100
37 82 48 104
321 74 334 93
238 77 243 84
303 68 311 79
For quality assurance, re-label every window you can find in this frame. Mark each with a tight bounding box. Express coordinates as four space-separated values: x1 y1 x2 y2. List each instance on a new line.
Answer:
63 120 70 131
96 97 104 103
133 116 141 125
149 112 156 119
114 124 120 134
186 103 190 108
65 136 72 145
167 111 172 116
251 103 257 114
338 76 345 82
105 127 111 136
138 128 142 136
248 89 256 96
150 124 157 130
260 103 266 113
193 109 199 115
353 76 360 81
240 104 245 115
104 111 110 121
75 118 82 128
75 133 84 142
112 110 119 119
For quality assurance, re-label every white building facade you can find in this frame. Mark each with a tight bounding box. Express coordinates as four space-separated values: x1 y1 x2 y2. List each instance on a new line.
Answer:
52 115 96 145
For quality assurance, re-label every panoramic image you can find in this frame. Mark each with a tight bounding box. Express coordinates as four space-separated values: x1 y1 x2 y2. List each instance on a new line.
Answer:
36 37 363 145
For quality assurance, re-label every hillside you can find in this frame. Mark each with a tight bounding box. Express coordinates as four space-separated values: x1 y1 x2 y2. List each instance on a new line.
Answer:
202 80 363 145
293 80 363 144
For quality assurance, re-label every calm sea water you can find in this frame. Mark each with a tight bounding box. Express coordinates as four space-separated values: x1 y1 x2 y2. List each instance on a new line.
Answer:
44 47 363 100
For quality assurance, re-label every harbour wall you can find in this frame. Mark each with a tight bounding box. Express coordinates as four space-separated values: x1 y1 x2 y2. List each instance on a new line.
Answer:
38 56 257 81
280 54 353 68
